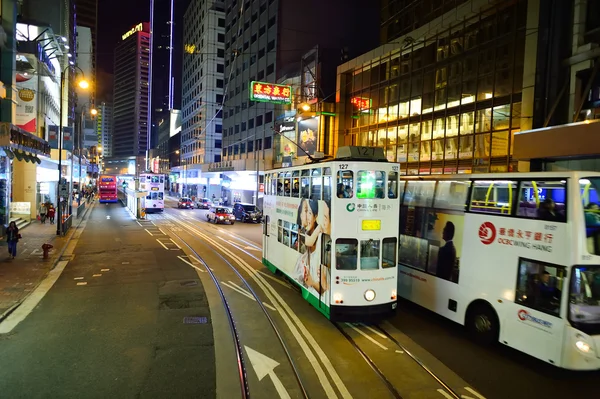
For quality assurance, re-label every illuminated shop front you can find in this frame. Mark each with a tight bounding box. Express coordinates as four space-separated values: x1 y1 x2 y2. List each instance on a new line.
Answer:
337 0 529 175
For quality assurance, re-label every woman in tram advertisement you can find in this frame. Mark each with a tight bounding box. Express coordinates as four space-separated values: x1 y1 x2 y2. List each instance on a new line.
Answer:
292 198 331 305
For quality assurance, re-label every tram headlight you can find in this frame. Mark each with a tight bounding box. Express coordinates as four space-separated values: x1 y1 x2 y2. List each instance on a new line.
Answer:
333 293 343 304
364 289 376 302
575 334 592 354
391 289 397 300
219 216 224 220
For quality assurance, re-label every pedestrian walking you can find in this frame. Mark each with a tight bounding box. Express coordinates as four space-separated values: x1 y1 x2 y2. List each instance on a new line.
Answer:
39 202 47 224
6 221 20 259
47 204 56 224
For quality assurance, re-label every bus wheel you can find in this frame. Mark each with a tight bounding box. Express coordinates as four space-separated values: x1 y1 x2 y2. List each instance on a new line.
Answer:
467 303 499 345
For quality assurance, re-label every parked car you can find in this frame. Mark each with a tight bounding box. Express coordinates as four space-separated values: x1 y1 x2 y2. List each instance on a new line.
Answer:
196 197 212 209
178 197 194 209
233 202 263 223
207 206 235 224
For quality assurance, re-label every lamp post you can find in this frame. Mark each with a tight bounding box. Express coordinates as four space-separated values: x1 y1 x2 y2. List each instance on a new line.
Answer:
57 65 90 236
77 104 97 206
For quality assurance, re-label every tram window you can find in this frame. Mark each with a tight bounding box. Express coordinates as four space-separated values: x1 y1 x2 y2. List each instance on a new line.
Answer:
515 258 565 317
312 176 322 200
387 172 399 198
151 176 159 183
470 180 517 215
322 234 332 268
323 176 331 202
335 238 357 270
404 181 436 207
324 167 331 176
158 192 164 200
277 220 283 243
382 238 397 268
360 239 380 270
292 177 300 198
301 176 310 198
337 171 354 198
357 171 385 199
518 180 566 222
434 181 470 211
160 176 164 184
271 173 277 195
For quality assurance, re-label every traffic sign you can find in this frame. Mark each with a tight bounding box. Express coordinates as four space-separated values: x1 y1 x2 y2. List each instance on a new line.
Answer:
59 184 69 197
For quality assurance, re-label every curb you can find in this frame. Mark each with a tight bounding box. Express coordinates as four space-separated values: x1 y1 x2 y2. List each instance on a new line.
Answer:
0 201 96 324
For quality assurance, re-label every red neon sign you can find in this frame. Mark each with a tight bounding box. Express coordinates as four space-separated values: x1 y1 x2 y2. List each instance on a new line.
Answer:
250 81 292 104
351 97 371 110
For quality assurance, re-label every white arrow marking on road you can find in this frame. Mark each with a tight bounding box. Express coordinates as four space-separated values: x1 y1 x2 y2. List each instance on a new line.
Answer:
244 346 290 399
463 387 486 399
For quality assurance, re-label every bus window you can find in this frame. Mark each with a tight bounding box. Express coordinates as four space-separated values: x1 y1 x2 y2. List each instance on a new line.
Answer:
470 180 517 214
434 181 470 211
404 181 436 208
357 171 385 199
517 180 566 222
360 239 380 270
569 266 600 327
382 238 397 268
335 238 357 270
581 177 600 255
336 171 353 198
387 172 398 198
515 258 565 317
323 175 331 203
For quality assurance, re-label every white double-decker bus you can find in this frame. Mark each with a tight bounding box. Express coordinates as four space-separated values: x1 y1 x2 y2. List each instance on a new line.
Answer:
397 171 600 370
139 173 165 213
262 146 400 321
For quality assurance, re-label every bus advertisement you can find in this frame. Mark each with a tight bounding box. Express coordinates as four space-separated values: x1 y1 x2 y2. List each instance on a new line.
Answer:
396 171 600 370
98 175 118 203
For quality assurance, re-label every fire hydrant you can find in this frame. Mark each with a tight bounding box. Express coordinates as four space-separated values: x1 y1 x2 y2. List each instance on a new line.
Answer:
42 243 53 259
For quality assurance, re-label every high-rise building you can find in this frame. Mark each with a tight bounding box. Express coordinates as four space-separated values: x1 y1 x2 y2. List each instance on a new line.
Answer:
74 0 97 103
97 102 113 158
112 22 151 158
180 0 224 178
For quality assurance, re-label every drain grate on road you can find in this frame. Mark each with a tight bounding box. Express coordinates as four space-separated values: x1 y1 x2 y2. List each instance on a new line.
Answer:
183 316 208 324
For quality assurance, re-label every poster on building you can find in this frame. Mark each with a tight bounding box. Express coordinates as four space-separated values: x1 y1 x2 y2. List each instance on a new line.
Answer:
15 57 37 134
48 125 58 149
63 127 74 151
297 117 318 156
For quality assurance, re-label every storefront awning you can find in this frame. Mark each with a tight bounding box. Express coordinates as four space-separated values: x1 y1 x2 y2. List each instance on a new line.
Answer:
513 120 600 160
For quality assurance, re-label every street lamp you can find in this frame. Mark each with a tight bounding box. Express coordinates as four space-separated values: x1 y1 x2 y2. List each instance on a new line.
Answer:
57 65 90 236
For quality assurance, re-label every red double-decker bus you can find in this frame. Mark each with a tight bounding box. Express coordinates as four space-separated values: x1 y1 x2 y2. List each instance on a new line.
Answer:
98 175 118 203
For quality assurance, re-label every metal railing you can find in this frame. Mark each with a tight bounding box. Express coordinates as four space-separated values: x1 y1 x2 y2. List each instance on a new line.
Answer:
60 214 72 236
76 203 86 219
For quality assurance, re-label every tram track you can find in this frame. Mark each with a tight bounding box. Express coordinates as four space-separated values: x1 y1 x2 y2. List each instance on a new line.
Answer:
166 225 310 399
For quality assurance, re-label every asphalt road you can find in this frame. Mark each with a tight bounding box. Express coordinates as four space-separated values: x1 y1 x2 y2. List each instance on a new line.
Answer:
0 203 215 399
167 200 600 399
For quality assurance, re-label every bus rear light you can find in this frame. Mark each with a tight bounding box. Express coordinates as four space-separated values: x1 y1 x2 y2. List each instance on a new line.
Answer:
333 293 342 304
391 289 397 300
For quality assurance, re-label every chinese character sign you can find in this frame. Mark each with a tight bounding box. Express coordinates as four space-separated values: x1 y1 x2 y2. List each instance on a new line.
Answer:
250 81 292 104
351 97 371 112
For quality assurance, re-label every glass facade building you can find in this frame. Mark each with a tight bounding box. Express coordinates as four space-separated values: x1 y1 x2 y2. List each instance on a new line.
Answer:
338 0 528 175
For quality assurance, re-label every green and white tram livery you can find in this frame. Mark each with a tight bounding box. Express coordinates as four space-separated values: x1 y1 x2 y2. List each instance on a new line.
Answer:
262 147 400 321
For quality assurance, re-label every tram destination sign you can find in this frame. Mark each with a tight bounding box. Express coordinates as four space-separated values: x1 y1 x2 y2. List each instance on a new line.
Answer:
250 81 292 104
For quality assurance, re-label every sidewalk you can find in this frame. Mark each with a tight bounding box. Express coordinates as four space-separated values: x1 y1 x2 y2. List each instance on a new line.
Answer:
0 200 95 320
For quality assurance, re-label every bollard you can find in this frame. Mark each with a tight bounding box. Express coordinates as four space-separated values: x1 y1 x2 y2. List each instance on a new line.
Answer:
42 243 53 259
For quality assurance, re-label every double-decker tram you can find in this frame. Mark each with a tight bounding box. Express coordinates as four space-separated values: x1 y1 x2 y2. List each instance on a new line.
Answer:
262 146 400 321
397 171 600 370
98 175 118 203
139 173 165 213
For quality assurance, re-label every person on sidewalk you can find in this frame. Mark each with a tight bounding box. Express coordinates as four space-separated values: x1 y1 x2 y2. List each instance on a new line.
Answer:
47 204 56 224
39 202 47 224
6 221 20 259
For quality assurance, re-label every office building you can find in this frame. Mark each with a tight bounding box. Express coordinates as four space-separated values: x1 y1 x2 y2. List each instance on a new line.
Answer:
74 0 98 104
97 102 113 158
113 22 151 158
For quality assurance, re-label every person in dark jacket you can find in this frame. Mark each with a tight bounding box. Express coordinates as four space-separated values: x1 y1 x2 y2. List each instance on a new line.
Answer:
6 221 20 259
436 221 456 281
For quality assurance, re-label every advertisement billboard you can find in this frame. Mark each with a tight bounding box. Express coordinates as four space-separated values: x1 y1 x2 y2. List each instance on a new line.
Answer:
15 64 37 134
297 117 319 156
250 81 292 104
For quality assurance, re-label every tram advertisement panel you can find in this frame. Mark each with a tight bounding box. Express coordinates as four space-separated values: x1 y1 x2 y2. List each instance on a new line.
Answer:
399 208 465 284
266 196 331 306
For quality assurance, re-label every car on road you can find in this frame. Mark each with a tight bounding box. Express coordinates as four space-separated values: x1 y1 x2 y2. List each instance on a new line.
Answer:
196 197 212 209
207 206 235 224
232 202 263 223
178 197 194 209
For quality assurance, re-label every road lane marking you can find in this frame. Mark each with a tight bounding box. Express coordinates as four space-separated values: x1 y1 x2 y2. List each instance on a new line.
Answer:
438 389 454 398
177 255 206 272
74 277 84 280
156 239 169 250
256 270 291 289
101 268 110 272
170 239 181 249
346 323 388 350
395 349 404 354
145 229 154 236
360 323 388 339
92 274 102 277
77 282 88 286
221 281 276 311
464 387 486 399
158 228 166 235
122 262 130 264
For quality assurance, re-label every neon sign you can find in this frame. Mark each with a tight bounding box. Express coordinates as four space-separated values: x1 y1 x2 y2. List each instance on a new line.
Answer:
250 81 292 104
351 97 371 112
122 23 144 41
